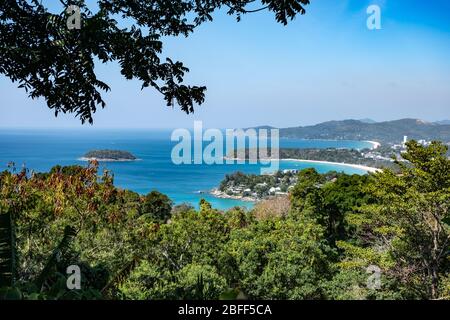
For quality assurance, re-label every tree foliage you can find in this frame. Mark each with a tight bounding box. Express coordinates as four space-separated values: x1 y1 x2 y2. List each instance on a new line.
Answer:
0 0 311 123
0 141 448 300
336 141 450 299
141 190 173 223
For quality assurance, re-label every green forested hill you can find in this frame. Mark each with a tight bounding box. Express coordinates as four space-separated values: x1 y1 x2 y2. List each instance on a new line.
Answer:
275 119 450 144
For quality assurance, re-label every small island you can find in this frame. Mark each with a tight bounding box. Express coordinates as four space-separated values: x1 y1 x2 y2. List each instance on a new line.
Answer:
81 150 137 161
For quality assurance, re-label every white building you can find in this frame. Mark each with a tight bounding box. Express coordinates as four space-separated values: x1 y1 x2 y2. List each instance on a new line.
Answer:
269 187 281 195
402 135 408 148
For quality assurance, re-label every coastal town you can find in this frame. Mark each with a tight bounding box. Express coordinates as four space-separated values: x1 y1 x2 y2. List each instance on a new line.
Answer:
211 170 299 202
211 136 447 202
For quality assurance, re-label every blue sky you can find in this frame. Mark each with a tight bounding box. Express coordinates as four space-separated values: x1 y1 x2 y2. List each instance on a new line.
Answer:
1 0 449 128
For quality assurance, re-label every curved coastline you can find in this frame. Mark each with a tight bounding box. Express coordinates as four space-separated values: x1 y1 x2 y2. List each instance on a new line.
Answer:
223 157 382 173
209 159 382 203
279 159 382 173
211 158 382 202
364 140 381 150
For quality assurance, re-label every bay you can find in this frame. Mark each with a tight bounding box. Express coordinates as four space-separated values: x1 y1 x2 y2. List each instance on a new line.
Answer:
0 129 374 210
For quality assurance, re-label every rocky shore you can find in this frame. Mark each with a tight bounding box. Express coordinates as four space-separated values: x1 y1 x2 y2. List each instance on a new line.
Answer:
209 188 257 202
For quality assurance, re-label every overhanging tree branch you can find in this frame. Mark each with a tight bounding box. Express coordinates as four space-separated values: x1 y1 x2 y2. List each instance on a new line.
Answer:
0 0 311 124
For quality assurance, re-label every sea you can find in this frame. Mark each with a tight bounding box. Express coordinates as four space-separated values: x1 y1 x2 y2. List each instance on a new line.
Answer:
0 129 374 210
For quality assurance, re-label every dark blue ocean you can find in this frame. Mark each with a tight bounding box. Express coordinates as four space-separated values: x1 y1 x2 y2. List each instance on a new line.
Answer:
0 129 373 210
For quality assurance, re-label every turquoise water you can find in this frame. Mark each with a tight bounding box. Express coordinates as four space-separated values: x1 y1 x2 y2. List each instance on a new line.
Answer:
0 129 373 210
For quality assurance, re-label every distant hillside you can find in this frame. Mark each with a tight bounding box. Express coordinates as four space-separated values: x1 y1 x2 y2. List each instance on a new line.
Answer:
435 120 450 125
277 119 450 144
358 118 377 124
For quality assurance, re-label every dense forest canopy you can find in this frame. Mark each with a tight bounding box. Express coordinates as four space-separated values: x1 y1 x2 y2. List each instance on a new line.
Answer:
0 141 448 300
0 0 311 123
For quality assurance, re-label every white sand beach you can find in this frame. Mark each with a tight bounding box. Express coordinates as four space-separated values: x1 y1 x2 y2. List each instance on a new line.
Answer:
365 141 381 149
280 159 382 173
224 157 382 173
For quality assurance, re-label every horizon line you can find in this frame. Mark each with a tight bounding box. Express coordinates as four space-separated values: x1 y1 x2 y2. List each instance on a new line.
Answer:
0 117 449 131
